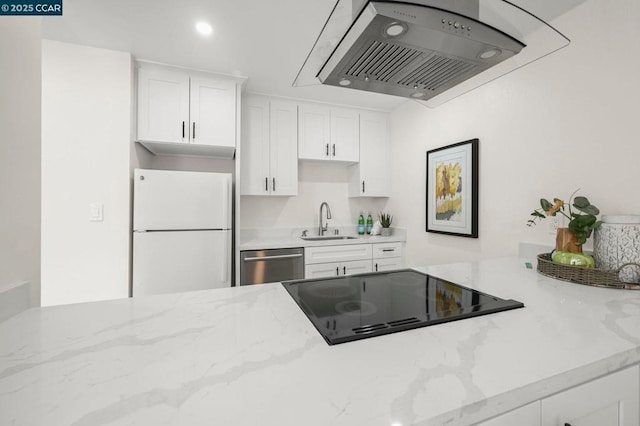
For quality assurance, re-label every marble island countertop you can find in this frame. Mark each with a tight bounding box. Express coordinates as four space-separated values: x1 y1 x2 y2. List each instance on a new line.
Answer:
2 258 640 425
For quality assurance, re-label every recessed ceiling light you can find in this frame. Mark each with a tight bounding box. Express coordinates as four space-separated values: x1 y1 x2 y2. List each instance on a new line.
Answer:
410 92 425 98
195 22 213 37
339 79 351 86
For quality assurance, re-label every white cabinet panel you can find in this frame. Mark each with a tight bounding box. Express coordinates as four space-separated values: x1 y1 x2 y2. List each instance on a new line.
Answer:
331 108 359 162
343 259 372 275
542 365 639 426
305 244 372 265
240 97 271 195
372 242 403 259
298 104 330 160
298 103 359 163
190 77 236 147
373 257 404 272
241 96 298 196
136 63 238 156
349 111 390 197
137 67 189 144
269 100 298 196
305 260 372 279
305 262 341 279
476 402 541 426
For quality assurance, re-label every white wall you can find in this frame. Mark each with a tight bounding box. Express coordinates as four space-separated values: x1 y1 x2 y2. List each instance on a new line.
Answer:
41 40 132 306
0 18 42 307
241 162 388 230
387 0 640 267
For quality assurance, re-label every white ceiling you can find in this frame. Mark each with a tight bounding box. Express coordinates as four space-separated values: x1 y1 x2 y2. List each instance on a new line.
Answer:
41 0 407 111
41 0 586 112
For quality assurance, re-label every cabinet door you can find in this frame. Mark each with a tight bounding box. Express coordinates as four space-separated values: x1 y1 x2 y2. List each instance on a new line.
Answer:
305 244 372 265
190 77 236 147
542 365 639 426
305 262 341 279
342 259 372 276
359 112 390 196
331 108 359 162
269 100 298 196
373 257 403 272
137 67 189 144
298 103 331 160
476 402 541 426
240 96 271 195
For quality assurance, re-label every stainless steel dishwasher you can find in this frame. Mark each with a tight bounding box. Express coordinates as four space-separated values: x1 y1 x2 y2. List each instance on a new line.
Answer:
240 248 304 285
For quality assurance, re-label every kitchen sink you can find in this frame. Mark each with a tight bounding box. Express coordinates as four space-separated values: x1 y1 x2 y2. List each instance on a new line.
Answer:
300 235 358 241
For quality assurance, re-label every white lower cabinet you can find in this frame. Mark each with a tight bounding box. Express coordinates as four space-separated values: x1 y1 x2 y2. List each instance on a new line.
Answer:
305 259 372 279
372 242 404 272
542 365 639 426
304 242 404 278
476 365 639 426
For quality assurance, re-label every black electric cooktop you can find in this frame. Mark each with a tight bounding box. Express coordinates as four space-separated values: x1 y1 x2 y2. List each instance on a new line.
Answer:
282 269 524 345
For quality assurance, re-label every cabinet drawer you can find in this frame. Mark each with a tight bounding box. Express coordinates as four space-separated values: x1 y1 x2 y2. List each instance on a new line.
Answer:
372 242 403 259
305 244 372 265
305 262 341 279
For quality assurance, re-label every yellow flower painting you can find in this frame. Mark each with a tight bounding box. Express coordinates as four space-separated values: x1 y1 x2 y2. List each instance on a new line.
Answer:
434 161 463 221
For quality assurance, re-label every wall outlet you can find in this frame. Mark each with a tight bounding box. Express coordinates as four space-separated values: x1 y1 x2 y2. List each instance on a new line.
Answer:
548 215 565 235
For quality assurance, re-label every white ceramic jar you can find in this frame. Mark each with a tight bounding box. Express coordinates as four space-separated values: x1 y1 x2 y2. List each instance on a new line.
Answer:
593 215 640 283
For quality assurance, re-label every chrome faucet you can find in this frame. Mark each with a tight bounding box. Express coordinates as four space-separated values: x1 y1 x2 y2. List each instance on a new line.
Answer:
319 202 332 236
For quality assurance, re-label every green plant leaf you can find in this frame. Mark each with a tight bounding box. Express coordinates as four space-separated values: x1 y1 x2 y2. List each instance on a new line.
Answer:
574 204 600 215
540 198 552 211
574 215 596 227
573 196 590 208
531 211 546 218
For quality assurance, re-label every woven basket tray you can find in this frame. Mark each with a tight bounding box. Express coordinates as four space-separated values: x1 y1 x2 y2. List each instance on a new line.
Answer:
537 253 640 290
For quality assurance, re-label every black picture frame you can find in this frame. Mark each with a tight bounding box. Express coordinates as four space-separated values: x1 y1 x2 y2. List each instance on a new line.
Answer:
425 138 479 238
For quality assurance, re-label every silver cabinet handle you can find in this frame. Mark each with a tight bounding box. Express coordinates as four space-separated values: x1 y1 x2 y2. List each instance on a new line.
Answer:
243 254 303 262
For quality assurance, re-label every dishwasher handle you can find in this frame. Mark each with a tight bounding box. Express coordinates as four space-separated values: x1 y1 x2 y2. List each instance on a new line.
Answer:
243 253 303 262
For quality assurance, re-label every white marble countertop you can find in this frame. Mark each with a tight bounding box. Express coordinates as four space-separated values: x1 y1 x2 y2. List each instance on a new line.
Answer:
2 258 640 426
239 227 406 251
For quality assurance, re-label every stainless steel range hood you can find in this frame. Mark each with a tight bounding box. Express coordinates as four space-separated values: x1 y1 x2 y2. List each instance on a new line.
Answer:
294 0 574 107
317 1 525 100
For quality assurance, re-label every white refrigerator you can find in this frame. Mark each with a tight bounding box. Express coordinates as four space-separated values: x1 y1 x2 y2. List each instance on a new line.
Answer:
132 169 232 296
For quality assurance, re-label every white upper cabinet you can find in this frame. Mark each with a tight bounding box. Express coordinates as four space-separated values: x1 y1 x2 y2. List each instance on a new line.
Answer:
137 67 189 144
349 111 391 197
241 95 297 196
136 63 240 157
298 103 359 163
189 77 236 148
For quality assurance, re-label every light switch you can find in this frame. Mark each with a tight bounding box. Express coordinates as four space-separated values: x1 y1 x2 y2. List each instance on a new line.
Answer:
90 203 104 222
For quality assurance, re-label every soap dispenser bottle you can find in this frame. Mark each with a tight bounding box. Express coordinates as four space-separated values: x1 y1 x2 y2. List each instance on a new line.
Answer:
358 212 365 235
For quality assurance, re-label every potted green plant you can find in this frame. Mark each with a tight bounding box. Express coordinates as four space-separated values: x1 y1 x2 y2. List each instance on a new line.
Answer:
527 189 602 256
379 213 393 236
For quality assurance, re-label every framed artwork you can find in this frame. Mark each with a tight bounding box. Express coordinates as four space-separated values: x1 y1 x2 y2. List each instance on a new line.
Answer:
426 138 478 238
